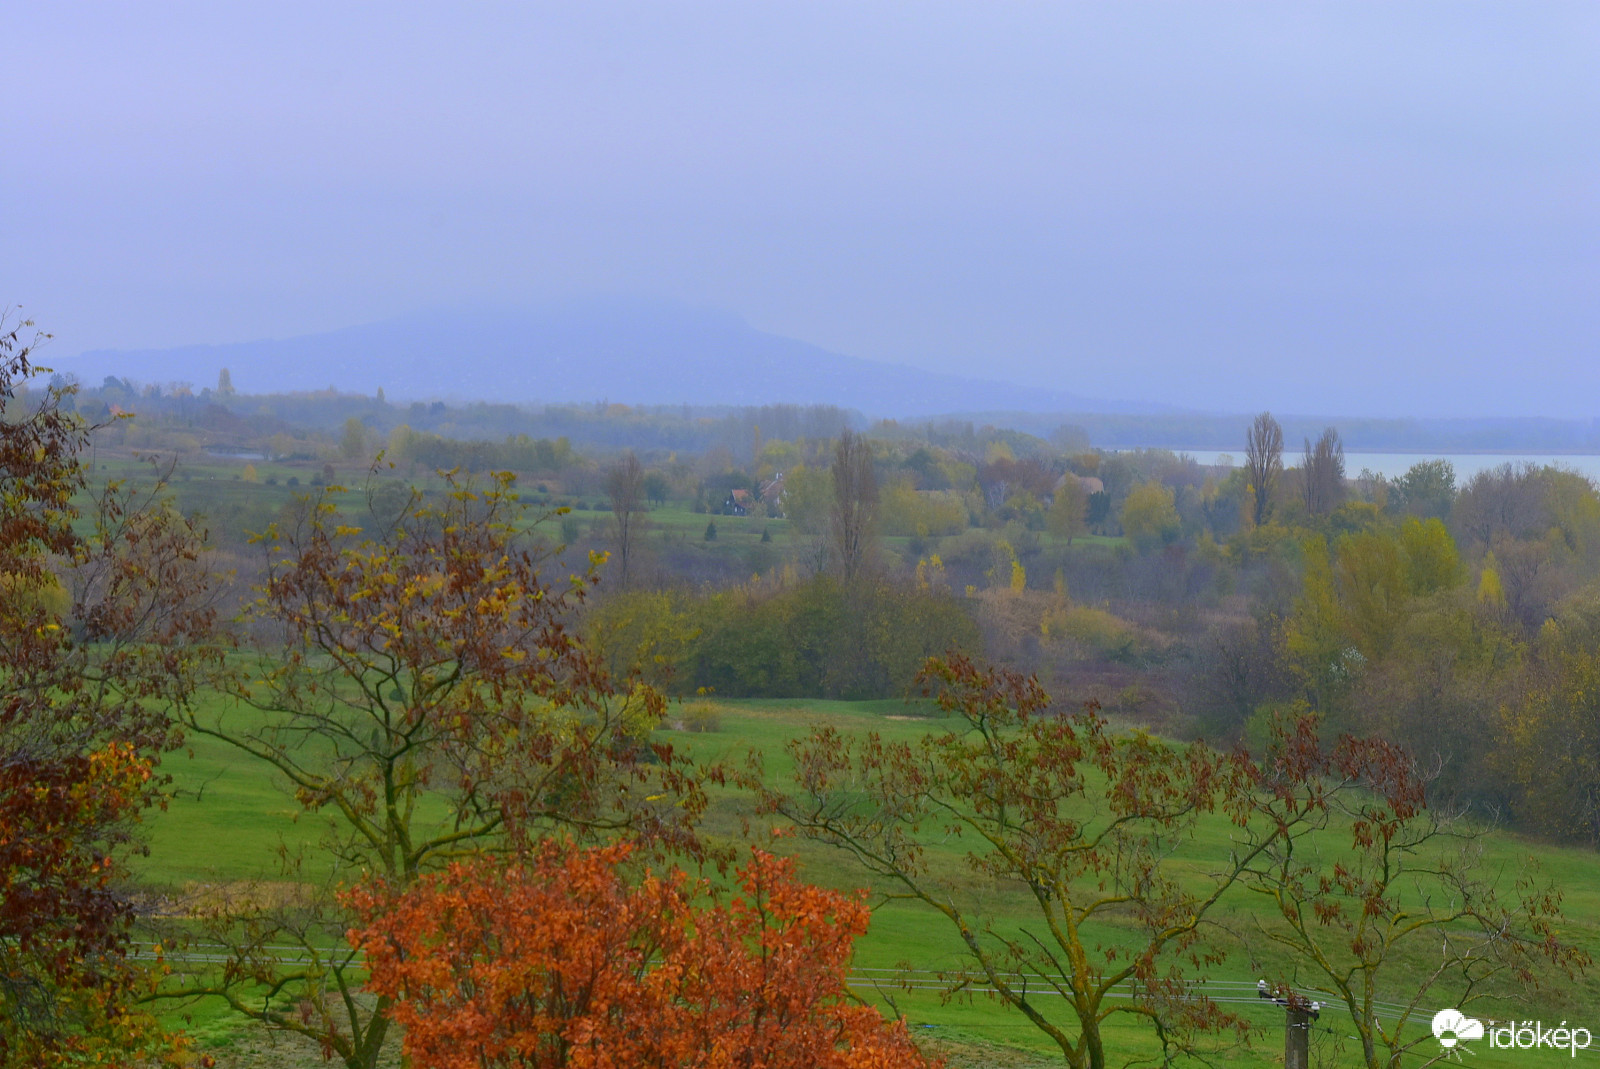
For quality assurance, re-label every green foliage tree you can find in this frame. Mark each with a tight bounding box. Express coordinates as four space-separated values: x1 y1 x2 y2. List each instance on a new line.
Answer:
642 469 670 507
1388 458 1455 518
1340 596 1519 809
388 426 576 473
1543 467 1600 561
780 462 832 534
682 577 978 700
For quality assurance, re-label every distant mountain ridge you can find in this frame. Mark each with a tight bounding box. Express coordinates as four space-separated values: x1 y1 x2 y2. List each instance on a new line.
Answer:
62 300 1156 419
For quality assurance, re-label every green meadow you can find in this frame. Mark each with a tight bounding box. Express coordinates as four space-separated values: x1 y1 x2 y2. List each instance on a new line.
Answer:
139 693 1600 1068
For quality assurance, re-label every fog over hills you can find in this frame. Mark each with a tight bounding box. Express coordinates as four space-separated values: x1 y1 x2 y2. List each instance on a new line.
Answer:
54 299 1600 454
61 300 1156 419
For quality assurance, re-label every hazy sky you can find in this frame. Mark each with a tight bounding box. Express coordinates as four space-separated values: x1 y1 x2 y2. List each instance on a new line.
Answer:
5 3 1596 417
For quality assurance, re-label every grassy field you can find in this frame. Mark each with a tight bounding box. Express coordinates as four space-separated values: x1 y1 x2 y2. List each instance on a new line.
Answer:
138 692 1600 1068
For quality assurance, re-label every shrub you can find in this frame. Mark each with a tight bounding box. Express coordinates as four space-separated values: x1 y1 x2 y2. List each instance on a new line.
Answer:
1039 602 1148 661
679 701 723 733
348 843 930 1069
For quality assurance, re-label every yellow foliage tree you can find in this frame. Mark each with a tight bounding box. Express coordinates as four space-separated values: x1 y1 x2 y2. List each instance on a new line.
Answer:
987 538 1018 591
1285 535 1349 711
1499 637 1600 843
1332 530 1408 658
1397 516 1463 595
1478 551 1506 606
1120 481 1179 551
879 479 967 537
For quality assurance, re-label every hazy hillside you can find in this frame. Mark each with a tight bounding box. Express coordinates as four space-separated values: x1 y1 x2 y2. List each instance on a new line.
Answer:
61 299 1155 419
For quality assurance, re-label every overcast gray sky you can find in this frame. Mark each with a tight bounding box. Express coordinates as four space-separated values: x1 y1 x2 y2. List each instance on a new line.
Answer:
5 2 1596 416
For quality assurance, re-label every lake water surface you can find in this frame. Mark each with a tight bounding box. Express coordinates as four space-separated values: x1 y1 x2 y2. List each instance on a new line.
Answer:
1169 451 1600 483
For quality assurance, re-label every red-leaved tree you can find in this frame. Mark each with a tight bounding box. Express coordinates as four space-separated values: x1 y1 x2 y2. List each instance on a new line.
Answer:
1 312 219 1064
347 841 933 1069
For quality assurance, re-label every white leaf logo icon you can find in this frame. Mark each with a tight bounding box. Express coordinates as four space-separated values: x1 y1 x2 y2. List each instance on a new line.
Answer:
1432 1009 1484 1049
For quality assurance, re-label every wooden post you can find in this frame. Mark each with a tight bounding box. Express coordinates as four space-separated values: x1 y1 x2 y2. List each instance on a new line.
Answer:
1285 1005 1313 1069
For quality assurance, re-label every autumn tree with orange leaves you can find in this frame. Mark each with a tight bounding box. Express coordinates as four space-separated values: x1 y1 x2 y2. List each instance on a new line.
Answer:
160 468 712 1069
1 312 220 1064
348 840 932 1069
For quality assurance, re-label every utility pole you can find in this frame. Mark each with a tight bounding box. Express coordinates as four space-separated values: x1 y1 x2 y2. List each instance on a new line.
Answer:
1260 980 1321 1069
1284 1004 1316 1069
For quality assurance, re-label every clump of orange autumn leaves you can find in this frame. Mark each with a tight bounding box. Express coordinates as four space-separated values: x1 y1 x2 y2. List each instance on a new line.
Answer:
345 841 931 1069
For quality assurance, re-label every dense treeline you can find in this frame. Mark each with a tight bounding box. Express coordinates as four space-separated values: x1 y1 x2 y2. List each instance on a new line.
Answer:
7 334 1598 1069
589 575 979 700
29 372 1600 845
43 372 860 461
1168 454 1600 843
